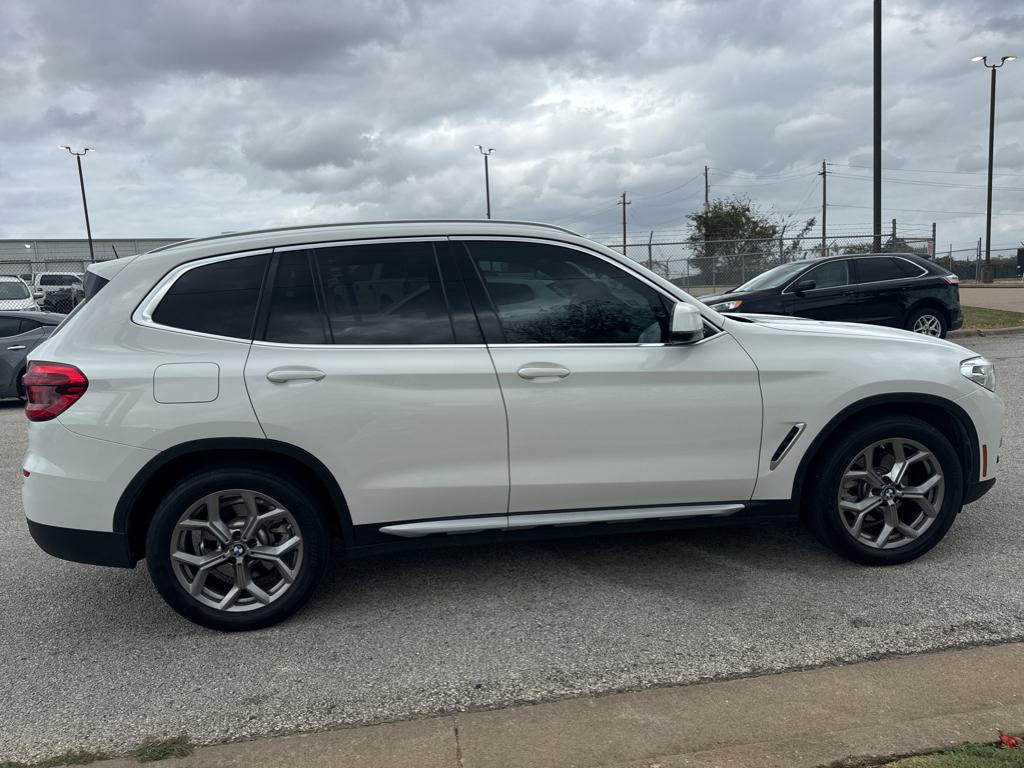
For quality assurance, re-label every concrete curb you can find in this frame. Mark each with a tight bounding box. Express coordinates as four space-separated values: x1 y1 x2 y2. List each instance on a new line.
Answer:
949 325 1024 339
75 643 1024 768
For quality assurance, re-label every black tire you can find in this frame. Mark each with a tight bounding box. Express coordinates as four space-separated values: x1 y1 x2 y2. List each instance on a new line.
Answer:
905 306 948 338
146 467 330 631
804 416 963 565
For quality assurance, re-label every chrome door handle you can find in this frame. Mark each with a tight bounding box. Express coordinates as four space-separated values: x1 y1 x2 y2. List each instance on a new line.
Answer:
6 345 26 351
266 368 326 383
517 365 571 380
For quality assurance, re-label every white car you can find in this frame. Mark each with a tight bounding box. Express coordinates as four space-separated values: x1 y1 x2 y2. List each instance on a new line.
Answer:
22 221 1003 631
0 275 41 311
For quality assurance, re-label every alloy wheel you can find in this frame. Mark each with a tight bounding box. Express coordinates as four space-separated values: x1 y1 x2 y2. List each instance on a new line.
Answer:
838 437 945 550
912 314 943 336
169 489 304 612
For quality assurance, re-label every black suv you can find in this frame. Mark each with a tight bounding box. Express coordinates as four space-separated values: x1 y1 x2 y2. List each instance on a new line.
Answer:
699 253 962 337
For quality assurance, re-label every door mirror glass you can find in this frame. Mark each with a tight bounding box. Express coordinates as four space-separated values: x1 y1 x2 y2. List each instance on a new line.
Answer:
33 291 44 301
670 303 703 344
793 279 816 293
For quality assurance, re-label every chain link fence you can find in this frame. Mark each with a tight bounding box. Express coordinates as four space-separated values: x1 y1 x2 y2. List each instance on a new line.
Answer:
603 233 937 295
0 239 183 313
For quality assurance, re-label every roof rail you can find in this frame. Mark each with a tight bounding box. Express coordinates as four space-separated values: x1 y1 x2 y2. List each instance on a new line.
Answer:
145 219 582 254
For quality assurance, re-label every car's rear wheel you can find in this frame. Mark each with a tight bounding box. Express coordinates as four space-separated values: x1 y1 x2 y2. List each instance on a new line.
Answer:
146 468 330 631
805 416 963 565
906 307 947 338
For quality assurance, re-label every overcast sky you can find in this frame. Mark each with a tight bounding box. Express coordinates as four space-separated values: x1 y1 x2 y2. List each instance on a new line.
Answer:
1 0 1022 254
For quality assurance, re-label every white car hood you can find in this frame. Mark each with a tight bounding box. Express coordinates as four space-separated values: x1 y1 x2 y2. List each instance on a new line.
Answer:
728 314 974 354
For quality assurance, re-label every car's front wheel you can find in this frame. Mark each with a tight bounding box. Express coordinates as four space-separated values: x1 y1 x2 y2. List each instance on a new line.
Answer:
805 416 963 565
146 468 330 631
906 307 948 338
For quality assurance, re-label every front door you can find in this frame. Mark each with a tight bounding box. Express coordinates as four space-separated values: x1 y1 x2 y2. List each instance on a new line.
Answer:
244 240 509 529
457 239 762 515
781 259 860 321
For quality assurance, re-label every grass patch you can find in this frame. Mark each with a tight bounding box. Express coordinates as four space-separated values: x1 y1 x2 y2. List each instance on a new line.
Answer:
961 305 1024 329
129 736 193 763
882 743 1024 766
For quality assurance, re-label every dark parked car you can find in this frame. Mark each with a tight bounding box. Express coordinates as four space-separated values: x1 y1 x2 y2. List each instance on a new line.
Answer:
41 285 83 314
0 311 63 399
700 253 962 337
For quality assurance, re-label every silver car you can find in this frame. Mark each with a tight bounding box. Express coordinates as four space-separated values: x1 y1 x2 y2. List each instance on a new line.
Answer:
0 311 63 398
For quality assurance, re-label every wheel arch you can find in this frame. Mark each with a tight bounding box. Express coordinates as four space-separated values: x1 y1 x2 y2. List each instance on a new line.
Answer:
905 299 950 327
792 393 978 510
115 438 354 563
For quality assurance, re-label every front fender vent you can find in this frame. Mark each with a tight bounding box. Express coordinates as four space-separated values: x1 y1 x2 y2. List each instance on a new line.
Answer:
769 423 806 470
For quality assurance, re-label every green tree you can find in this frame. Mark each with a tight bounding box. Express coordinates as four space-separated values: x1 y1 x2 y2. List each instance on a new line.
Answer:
686 196 814 278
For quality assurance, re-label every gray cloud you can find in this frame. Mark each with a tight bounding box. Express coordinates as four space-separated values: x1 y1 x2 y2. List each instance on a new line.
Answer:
2 0 1023 251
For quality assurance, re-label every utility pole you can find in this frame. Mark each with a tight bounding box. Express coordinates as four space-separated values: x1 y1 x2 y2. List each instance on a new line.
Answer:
873 0 882 252
61 146 96 263
646 230 654 270
931 222 937 258
618 192 631 256
971 56 1017 282
474 145 495 219
703 165 710 212
891 218 897 251
819 160 828 255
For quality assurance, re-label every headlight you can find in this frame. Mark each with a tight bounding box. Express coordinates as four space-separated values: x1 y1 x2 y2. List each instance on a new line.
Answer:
960 356 996 391
709 299 743 312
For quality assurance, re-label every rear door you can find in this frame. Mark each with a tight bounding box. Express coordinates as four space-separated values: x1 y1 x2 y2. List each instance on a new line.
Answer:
0 317 48 395
851 257 918 326
243 239 509 531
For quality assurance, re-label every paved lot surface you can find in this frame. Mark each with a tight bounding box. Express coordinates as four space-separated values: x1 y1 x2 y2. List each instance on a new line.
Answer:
960 286 1024 314
1 336 1022 762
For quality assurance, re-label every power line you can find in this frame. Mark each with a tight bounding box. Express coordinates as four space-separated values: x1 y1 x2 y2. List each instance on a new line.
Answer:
828 203 1024 216
829 171 1024 193
832 162 1024 179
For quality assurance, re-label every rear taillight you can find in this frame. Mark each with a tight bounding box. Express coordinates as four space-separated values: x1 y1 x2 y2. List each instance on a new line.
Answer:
23 362 88 422
943 275 959 285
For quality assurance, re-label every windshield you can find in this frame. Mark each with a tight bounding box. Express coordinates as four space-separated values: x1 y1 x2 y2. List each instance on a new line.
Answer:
0 281 30 300
732 261 808 292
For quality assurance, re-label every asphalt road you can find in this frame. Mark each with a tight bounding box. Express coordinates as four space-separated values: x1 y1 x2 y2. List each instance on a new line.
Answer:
2 336 1022 762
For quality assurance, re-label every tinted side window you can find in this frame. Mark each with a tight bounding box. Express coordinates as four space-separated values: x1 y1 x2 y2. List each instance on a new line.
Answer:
892 258 927 277
0 317 22 337
800 260 850 290
467 242 670 344
315 242 455 344
19 320 41 333
152 255 268 339
264 251 327 344
856 258 907 284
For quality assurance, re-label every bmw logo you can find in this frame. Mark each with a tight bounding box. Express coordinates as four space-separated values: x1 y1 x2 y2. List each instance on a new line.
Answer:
883 487 896 500
231 543 245 557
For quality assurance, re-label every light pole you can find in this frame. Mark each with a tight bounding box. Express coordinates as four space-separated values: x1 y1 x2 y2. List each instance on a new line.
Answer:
61 145 96 263
474 145 495 219
971 55 1016 283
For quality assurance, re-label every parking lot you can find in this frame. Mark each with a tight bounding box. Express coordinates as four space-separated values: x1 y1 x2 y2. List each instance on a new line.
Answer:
1 335 1021 763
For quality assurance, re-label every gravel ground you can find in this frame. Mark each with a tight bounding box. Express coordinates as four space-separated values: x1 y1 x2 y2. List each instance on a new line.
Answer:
1 336 1022 762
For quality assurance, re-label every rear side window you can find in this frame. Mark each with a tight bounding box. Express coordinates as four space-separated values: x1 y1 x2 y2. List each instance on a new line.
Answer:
855 258 907 284
40 274 81 286
152 255 268 339
891 258 927 277
263 251 327 344
0 317 21 337
312 242 455 345
19 320 41 333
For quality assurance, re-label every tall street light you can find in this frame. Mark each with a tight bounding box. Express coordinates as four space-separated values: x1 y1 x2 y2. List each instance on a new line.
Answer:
61 145 96 263
971 55 1016 283
474 145 495 219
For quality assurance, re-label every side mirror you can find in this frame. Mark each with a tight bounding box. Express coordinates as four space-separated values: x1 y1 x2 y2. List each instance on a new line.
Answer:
670 303 704 345
793 279 816 294
33 291 44 301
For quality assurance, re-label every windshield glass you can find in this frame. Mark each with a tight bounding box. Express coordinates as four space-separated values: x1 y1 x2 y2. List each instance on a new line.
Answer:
732 261 808 292
0 281 30 300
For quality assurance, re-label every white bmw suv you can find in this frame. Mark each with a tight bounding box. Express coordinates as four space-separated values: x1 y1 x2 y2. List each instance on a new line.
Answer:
23 221 1003 631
